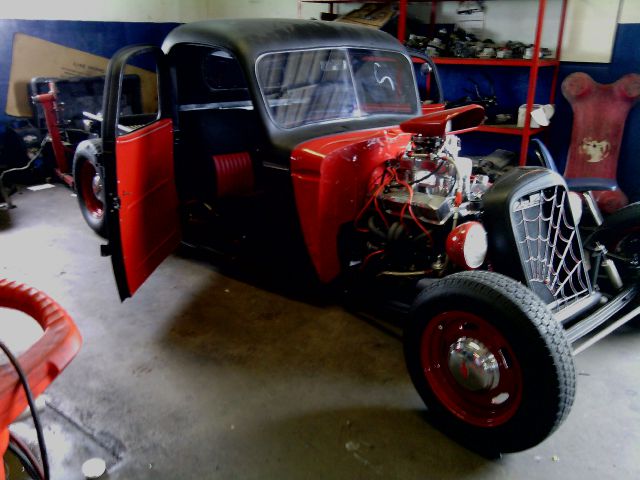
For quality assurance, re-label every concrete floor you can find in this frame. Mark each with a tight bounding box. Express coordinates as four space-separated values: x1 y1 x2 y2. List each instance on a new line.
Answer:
1 184 639 479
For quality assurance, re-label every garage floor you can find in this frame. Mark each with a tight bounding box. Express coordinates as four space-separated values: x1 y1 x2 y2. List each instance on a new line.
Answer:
1 185 639 479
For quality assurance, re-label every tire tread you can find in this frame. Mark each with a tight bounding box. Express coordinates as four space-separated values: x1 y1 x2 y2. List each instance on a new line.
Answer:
407 270 576 451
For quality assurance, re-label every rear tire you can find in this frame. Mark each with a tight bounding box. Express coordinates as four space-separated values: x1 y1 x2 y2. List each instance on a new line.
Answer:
73 140 106 238
588 202 640 282
588 202 640 319
588 202 640 253
404 270 575 453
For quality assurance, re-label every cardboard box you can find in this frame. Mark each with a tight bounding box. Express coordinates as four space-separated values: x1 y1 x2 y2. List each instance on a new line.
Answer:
6 33 156 118
335 3 396 29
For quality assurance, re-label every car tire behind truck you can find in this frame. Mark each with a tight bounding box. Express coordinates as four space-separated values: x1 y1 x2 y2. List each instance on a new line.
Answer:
404 270 575 453
73 139 107 238
588 202 640 318
588 202 640 280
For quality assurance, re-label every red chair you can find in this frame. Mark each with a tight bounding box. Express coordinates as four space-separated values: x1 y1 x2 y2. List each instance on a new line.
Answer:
562 72 640 214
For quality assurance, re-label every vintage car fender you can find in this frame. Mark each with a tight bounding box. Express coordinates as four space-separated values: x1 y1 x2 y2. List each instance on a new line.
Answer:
290 127 412 283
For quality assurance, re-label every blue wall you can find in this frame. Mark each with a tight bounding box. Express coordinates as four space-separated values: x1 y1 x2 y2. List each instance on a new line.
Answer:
0 19 178 125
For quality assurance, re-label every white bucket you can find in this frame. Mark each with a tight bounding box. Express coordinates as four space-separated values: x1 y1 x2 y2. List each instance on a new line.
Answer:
517 104 555 128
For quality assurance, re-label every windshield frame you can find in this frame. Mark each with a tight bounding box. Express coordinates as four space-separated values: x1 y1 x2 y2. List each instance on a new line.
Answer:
255 46 420 130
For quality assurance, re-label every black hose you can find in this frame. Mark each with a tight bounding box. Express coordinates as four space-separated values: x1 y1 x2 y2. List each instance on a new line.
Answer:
367 215 387 240
388 221 399 241
8 439 43 480
411 232 428 242
409 157 447 185
391 222 405 241
0 340 50 480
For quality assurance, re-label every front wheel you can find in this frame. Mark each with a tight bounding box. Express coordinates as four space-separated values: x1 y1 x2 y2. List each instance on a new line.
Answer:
404 270 575 453
73 140 106 238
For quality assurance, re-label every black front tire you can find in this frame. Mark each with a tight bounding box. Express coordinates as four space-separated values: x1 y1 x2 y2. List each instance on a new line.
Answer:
404 270 575 453
73 140 107 238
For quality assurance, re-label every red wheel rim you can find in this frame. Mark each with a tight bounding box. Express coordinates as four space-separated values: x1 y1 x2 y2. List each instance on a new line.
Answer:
420 310 522 427
78 161 103 219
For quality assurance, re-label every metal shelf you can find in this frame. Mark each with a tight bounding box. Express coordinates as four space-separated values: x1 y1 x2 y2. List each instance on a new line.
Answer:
298 0 569 165
477 124 546 136
416 0 568 165
432 58 559 67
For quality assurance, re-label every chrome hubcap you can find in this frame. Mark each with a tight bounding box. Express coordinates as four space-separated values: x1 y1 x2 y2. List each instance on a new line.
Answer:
448 337 500 391
92 173 103 198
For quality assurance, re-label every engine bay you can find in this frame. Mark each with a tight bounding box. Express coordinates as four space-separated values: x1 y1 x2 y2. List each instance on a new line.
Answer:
354 131 507 276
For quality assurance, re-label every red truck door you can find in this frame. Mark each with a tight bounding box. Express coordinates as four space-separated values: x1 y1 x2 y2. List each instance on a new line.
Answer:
101 45 180 301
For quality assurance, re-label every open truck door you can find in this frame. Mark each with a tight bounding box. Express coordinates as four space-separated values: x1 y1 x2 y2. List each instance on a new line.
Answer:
101 45 180 301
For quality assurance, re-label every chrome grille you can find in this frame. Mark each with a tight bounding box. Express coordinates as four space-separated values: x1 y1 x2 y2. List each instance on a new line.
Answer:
512 185 592 312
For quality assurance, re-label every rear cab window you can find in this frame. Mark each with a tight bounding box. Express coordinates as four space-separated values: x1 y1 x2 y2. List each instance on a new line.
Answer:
173 45 252 110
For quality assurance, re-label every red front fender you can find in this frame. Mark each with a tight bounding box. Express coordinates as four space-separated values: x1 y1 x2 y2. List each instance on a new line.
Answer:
290 127 411 283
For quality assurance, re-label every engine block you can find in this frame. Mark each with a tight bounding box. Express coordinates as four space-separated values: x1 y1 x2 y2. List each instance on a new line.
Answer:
379 189 453 225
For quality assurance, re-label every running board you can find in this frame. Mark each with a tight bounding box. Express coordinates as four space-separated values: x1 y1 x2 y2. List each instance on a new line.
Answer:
553 291 603 325
566 285 639 354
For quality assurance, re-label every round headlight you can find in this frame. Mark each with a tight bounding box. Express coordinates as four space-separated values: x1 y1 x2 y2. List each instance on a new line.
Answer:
446 221 488 269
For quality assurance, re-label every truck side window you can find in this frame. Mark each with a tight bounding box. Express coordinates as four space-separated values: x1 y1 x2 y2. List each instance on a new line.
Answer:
117 51 160 133
414 60 441 104
202 51 247 91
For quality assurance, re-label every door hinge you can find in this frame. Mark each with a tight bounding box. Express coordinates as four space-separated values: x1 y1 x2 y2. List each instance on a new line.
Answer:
111 196 121 210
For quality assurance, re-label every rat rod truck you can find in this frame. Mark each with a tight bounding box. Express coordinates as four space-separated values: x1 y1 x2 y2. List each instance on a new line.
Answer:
72 19 639 453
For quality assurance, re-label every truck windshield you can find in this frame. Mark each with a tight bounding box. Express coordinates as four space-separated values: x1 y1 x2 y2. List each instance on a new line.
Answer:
257 48 419 129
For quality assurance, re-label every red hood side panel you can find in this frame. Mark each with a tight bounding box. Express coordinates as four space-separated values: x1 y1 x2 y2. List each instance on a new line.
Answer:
291 127 410 283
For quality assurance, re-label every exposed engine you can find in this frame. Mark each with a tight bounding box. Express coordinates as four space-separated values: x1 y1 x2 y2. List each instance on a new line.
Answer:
381 135 462 225
354 132 494 276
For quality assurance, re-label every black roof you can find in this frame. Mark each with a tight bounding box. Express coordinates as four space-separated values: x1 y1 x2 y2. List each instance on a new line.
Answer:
162 18 405 60
162 19 416 165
